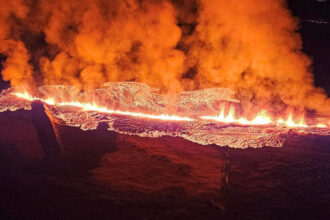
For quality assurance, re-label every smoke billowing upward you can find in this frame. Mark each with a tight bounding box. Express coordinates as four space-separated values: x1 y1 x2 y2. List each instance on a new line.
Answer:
0 0 329 114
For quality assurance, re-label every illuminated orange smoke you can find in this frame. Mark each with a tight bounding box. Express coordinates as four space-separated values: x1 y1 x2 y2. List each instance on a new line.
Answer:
187 0 330 114
0 0 329 115
12 91 329 128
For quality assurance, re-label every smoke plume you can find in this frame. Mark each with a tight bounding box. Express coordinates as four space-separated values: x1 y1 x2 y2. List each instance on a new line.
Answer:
0 0 329 114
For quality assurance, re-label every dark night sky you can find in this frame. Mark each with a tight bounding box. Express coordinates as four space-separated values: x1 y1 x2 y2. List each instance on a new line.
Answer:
287 0 330 95
0 0 329 94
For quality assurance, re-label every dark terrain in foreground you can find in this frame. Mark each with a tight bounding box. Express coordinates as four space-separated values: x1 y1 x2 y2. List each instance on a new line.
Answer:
1 2 329 219
0 105 329 220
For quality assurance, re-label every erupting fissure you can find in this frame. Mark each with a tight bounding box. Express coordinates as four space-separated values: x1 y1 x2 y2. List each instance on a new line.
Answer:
13 92 195 122
0 0 330 149
0 0 330 116
1 83 330 148
12 91 329 128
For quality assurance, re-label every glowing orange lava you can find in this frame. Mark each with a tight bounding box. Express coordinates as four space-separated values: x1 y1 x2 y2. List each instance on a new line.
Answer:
12 92 195 122
276 114 307 128
12 91 329 128
200 104 307 127
200 105 321 128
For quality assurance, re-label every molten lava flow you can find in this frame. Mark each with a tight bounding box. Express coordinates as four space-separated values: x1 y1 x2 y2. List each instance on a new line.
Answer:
12 91 329 128
1 85 329 149
200 105 236 123
276 114 307 128
316 124 327 128
12 92 195 122
199 105 316 128
200 104 270 125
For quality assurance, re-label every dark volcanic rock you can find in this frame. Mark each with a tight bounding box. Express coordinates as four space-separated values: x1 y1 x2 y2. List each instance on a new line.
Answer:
0 105 330 219
0 108 43 159
222 136 330 219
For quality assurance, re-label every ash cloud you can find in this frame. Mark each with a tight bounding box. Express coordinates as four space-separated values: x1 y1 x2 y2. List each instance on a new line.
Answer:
0 0 329 114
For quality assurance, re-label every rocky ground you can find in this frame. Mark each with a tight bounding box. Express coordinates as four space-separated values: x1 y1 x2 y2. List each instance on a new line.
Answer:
0 106 329 219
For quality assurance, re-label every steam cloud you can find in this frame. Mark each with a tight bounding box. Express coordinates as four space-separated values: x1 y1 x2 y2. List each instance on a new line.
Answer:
0 0 329 114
